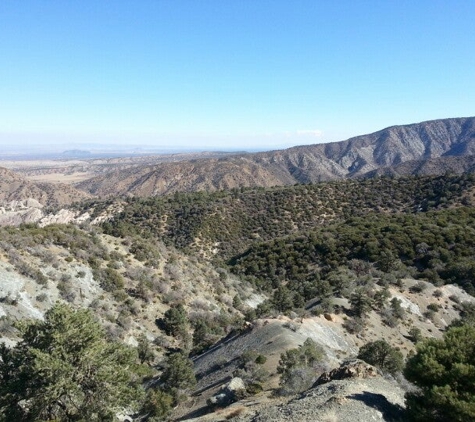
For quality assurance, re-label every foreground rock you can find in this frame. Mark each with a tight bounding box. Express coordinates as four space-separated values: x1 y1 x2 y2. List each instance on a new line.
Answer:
244 377 405 422
187 361 406 422
207 377 246 407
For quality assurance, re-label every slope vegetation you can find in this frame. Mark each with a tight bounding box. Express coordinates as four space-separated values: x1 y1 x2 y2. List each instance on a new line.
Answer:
101 173 475 260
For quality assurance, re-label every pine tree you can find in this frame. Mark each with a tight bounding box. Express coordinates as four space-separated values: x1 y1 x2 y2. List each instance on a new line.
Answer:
0 303 143 421
404 325 475 421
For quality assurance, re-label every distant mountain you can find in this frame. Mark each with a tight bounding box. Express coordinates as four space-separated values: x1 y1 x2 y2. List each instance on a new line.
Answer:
0 166 91 207
76 117 475 197
62 149 92 157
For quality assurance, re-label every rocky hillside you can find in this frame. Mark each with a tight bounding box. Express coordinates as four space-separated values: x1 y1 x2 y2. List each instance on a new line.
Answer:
195 360 408 422
0 166 90 207
1 221 472 422
76 117 475 197
0 223 250 352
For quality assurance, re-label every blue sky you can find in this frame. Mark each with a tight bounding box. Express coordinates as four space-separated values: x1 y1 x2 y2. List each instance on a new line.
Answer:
0 1 474 151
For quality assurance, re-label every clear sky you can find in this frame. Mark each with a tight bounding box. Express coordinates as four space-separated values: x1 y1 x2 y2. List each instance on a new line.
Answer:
0 0 474 152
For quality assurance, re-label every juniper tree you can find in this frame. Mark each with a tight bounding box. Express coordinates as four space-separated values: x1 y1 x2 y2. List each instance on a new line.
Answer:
357 339 404 376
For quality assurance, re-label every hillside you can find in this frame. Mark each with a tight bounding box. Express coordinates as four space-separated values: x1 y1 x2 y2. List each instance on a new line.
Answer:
0 166 90 207
101 173 475 261
76 117 475 197
1 222 473 422
0 223 248 350
1 150 242 184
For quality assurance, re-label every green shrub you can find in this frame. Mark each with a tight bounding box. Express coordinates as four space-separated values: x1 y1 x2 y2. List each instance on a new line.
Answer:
142 389 173 421
357 340 404 376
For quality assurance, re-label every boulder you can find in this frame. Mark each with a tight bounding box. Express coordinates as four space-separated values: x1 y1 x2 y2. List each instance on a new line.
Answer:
207 377 246 407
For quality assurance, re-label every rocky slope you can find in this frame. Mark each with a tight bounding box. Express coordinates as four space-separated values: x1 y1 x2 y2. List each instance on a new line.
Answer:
0 166 90 206
0 225 250 353
76 117 475 197
174 279 473 421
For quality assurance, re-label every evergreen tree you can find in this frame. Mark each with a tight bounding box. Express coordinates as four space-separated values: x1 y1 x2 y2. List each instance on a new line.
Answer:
404 325 475 421
358 339 404 376
137 333 155 364
350 289 373 319
0 303 143 421
161 352 196 404
163 304 188 337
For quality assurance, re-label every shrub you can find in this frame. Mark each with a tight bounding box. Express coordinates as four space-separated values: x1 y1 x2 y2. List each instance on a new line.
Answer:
162 303 188 337
343 317 365 334
427 303 440 312
277 338 326 394
142 388 173 421
410 282 427 294
94 267 125 292
255 354 267 365
408 327 423 344
357 340 404 376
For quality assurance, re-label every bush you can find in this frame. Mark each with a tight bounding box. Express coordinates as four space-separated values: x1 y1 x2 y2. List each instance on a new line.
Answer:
408 327 423 344
142 388 173 421
93 267 125 292
410 282 427 294
357 340 404 376
277 338 326 394
162 303 188 338
427 303 440 312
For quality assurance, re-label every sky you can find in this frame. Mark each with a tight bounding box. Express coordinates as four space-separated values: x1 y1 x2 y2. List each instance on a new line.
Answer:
0 1 474 152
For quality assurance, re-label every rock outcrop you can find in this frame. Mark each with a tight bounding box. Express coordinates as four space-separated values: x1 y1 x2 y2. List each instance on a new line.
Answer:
315 359 380 386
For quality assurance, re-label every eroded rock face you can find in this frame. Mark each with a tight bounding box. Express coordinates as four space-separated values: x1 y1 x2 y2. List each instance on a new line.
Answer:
315 359 380 386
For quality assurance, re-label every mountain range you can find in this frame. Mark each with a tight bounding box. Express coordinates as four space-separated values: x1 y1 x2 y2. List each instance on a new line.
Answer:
76 117 475 197
0 167 90 206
